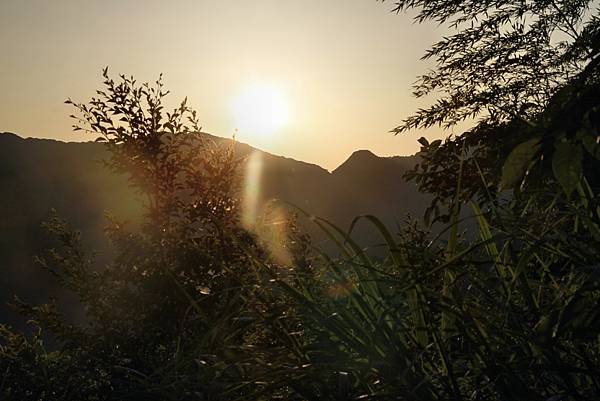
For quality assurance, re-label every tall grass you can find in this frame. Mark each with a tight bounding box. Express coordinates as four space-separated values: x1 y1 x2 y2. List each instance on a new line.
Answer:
4 178 599 401
238 185 600 400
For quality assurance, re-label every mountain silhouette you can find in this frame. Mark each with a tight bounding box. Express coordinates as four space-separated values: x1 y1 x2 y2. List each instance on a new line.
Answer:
0 132 428 329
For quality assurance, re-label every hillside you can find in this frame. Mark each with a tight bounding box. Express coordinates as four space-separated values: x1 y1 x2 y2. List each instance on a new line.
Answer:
0 132 428 328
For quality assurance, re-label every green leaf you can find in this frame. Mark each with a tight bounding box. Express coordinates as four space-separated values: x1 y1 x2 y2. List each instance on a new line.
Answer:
500 137 541 190
417 137 429 147
430 139 442 148
552 141 582 197
582 134 600 159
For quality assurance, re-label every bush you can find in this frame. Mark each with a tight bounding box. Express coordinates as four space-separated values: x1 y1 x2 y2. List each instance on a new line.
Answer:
0 70 291 400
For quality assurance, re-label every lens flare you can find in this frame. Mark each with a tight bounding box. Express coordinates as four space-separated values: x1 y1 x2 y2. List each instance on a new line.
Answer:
242 151 263 230
259 202 292 266
241 151 292 265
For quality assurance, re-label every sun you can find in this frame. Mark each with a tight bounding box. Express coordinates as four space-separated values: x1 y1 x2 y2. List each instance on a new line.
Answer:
231 83 290 139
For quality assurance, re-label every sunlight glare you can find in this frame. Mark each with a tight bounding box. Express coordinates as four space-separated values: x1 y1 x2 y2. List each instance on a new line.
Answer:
231 83 290 138
242 151 263 229
242 151 292 265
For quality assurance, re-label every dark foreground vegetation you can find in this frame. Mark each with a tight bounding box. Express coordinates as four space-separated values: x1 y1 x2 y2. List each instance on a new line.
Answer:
2 1 600 400
0 130 425 332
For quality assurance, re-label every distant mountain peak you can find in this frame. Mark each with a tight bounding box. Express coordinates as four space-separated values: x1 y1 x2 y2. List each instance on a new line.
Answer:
332 149 380 175
349 149 378 159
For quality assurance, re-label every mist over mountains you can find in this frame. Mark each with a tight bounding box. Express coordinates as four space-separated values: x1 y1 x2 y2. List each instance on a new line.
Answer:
0 131 428 328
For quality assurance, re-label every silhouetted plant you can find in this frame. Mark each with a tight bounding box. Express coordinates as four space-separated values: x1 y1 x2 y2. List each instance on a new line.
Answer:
0 70 283 400
3 2 600 399
244 188 600 400
382 0 600 220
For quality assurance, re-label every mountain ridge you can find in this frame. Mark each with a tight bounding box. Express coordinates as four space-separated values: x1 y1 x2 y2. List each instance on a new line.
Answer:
0 131 429 330
1 132 419 175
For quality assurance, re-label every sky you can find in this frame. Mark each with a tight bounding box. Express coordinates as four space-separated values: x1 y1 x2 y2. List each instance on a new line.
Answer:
0 0 450 170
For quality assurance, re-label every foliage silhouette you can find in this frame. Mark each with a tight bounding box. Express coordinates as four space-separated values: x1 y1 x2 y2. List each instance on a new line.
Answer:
0 70 295 400
383 0 600 222
2 1 600 400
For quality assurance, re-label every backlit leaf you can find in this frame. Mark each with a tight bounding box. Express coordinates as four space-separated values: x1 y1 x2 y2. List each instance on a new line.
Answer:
552 141 582 197
500 137 541 190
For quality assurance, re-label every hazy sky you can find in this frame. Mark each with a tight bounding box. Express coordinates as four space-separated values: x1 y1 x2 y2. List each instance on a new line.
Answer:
0 0 450 170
